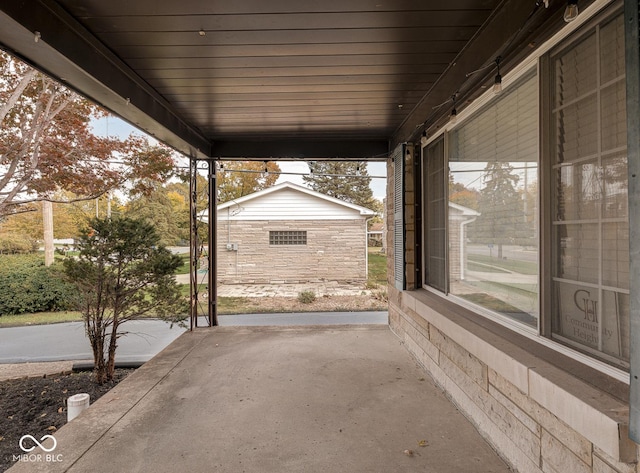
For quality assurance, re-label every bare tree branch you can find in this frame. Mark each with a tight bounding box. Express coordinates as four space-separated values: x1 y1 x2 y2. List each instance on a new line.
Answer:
0 68 36 124
0 206 38 217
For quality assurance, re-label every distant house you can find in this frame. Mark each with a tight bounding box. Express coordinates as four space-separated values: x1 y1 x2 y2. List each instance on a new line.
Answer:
448 202 480 281
368 222 384 247
217 181 375 284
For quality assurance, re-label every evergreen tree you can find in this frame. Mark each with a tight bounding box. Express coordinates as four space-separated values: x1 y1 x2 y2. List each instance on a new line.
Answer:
63 217 186 384
302 161 375 208
474 162 526 258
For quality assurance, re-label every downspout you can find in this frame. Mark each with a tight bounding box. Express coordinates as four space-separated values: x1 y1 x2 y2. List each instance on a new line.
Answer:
365 217 375 280
459 217 477 280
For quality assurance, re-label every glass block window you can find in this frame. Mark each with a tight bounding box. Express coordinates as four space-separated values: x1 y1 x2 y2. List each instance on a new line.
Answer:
269 231 307 245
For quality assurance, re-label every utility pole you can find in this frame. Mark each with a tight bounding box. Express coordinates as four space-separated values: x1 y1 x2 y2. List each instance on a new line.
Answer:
42 200 54 267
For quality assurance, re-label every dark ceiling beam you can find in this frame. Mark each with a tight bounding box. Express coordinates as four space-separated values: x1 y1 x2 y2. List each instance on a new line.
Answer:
210 140 389 160
391 0 566 148
0 0 212 159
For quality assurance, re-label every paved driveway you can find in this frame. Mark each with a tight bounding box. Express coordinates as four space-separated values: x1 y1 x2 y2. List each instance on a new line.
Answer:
0 320 186 364
0 312 387 364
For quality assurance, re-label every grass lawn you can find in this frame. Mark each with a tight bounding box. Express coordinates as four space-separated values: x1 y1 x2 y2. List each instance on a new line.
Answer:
175 253 191 275
467 253 537 275
0 311 82 327
458 293 524 313
367 247 387 286
467 261 510 273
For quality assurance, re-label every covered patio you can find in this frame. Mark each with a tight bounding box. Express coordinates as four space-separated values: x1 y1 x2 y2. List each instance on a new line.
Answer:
8 326 510 473
3 1 640 472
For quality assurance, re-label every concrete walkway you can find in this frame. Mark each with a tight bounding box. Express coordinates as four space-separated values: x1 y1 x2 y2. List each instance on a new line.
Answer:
8 326 510 473
0 360 75 382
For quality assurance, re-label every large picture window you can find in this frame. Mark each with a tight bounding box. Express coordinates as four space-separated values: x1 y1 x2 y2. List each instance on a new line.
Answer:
550 13 629 366
419 7 628 368
447 70 539 327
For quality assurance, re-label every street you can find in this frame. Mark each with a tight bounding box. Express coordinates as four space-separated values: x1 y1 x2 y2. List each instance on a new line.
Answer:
0 319 186 364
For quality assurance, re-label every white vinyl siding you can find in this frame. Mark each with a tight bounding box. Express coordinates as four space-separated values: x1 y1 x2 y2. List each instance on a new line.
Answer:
218 187 371 221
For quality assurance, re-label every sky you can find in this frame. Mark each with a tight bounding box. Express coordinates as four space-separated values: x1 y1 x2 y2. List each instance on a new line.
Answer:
92 116 388 201
271 160 387 200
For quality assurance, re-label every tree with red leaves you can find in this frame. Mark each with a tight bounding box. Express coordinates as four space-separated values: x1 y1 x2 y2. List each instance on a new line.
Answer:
0 51 177 218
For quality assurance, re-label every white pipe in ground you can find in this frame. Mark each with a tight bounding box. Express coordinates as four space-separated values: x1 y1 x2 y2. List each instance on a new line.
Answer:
67 393 90 421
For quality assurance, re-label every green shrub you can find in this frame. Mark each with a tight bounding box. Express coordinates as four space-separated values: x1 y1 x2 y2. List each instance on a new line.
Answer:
0 235 37 254
0 254 76 316
297 290 316 304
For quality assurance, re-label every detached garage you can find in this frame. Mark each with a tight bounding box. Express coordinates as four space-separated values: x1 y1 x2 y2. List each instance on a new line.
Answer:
217 181 376 284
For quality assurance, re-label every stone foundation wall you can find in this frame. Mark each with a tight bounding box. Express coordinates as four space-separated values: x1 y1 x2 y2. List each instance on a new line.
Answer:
387 142 639 472
388 288 638 473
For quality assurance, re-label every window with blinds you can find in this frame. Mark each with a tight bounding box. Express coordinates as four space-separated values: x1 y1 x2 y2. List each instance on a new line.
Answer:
448 70 539 326
550 13 629 366
423 136 447 292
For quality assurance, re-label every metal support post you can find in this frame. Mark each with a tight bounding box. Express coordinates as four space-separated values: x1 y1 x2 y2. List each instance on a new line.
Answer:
208 162 218 326
189 157 198 330
625 0 640 442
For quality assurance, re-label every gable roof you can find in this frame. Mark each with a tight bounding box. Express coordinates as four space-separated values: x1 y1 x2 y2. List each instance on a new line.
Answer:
218 181 376 218
448 201 480 217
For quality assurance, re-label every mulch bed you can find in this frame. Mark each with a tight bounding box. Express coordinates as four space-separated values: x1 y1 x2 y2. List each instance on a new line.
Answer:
0 369 132 472
222 294 388 314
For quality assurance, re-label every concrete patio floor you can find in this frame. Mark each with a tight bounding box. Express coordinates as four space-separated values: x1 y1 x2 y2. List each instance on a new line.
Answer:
9 326 511 473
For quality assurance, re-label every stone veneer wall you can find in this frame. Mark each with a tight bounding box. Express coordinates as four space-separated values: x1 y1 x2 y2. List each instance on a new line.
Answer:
217 219 367 284
386 152 639 473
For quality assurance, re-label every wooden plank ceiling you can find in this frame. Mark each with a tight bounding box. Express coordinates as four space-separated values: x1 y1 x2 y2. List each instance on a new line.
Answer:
0 0 569 158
